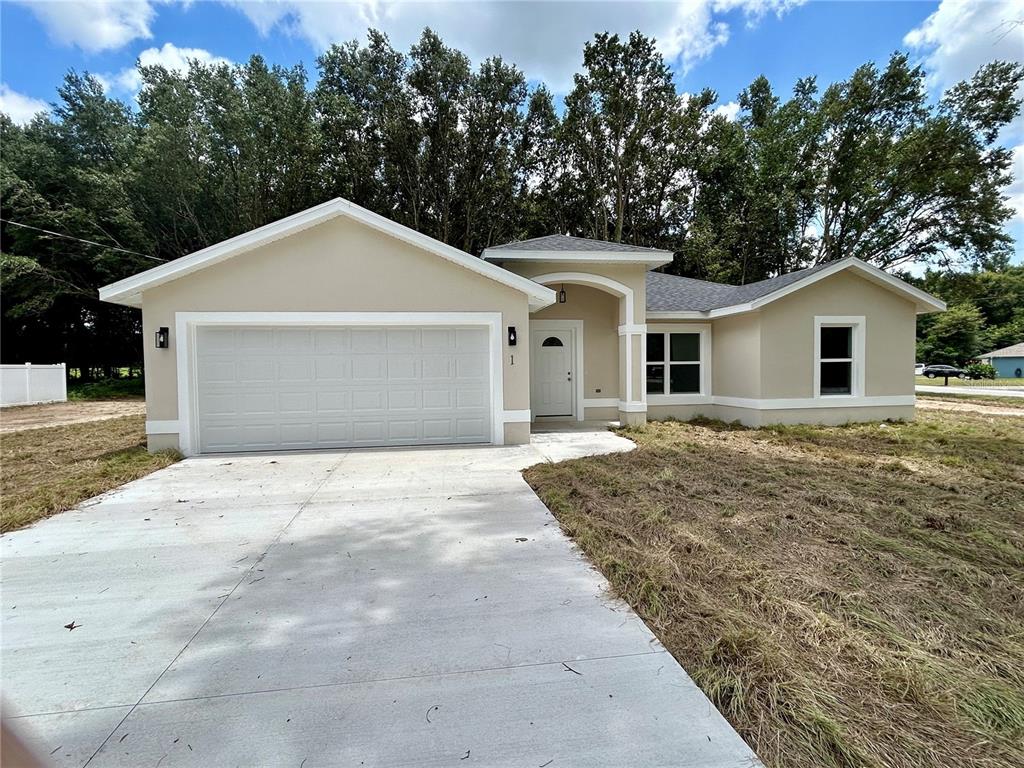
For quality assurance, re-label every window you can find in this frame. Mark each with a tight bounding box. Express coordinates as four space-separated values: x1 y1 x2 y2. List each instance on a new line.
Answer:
646 331 702 394
541 336 563 347
815 317 863 397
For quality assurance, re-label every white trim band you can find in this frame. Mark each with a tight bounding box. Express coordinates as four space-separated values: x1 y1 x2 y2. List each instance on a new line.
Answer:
146 420 180 435
502 409 531 423
712 395 915 410
617 401 648 413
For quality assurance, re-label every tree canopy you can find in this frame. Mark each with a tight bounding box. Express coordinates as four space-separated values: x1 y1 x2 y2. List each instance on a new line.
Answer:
2 29 1022 372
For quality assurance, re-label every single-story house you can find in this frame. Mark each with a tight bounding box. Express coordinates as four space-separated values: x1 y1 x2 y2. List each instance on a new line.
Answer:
99 197 946 456
978 342 1024 379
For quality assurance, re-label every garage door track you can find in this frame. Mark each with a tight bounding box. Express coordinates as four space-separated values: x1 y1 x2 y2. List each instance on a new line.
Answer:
1 429 760 767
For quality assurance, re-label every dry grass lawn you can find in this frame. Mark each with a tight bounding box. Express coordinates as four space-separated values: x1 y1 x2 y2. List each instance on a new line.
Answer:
525 410 1024 768
1 415 179 532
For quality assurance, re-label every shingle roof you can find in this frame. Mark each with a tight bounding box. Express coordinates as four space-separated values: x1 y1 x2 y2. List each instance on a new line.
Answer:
646 260 840 312
980 342 1024 358
489 234 671 254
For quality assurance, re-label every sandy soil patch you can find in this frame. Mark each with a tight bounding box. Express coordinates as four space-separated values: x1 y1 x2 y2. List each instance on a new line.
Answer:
0 400 146 433
916 397 1024 417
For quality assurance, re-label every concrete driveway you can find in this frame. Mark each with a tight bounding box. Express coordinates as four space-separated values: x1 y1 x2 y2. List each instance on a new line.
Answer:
2 429 760 768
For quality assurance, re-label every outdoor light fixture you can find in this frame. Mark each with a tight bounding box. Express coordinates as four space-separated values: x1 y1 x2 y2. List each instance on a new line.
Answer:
508 326 517 346
155 327 169 349
558 284 567 304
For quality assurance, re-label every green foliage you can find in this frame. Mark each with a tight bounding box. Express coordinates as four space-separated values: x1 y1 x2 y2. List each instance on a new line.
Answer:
917 303 985 365
964 363 997 380
910 266 1024 362
1 30 1022 367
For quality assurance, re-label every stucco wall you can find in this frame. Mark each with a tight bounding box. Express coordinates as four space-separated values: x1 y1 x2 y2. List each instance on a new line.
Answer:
531 284 619 400
758 270 917 398
141 215 532 447
710 313 761 399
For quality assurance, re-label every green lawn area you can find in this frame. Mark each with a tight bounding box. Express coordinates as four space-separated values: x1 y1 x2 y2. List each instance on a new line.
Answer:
916 375 1024 388
1 415 179 532
67 377 145 400
525 411 1024 768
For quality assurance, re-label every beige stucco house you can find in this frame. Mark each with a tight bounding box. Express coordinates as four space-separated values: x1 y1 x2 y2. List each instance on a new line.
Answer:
99 197 945 456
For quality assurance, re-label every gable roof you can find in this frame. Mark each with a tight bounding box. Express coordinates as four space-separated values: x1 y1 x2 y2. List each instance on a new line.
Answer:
99 198 557 310
979 342 1024 358
482 234 672 267
646 257 946 316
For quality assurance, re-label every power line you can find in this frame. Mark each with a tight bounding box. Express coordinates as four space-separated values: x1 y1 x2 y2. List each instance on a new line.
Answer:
1 219 166 262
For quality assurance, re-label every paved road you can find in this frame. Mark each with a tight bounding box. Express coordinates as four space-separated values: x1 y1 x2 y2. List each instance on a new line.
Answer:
917 385 1024 398
1 430 761 767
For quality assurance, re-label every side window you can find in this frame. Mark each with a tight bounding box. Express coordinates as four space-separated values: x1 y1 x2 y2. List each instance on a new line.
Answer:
646 332 702 395
818 325 854 395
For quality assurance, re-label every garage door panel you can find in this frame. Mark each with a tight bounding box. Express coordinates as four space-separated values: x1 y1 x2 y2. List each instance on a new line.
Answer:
352 357 386 381
422 356 454 379
456 357 487 379
195 325 491 453
239 329 275 351
314 329 350 353
422 390 452 409
316 391 352 413
314 357 350 381
351 329 386 352
421 328 454 351
237 359 275 383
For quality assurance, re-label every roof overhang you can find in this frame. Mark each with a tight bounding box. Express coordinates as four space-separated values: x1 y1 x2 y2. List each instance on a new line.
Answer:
100 198 557 311
482 249 672 269
646 257 946 318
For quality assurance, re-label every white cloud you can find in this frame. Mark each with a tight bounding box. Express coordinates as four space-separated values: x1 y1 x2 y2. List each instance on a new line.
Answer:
1008 143 1024 223
904 0 1024 94
713 100 740 121
222 0 805 92
15 0 157 53
0 84 50 124
104 42 232 97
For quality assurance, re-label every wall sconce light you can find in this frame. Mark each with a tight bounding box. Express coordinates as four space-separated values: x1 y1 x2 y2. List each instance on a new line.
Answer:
508 326 517 346
558 284 567 304
155 327 169 349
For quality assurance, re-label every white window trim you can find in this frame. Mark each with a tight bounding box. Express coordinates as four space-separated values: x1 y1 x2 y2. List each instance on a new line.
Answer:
174 311 506 456
645 324 712 405
529 319 585 421
813 316 865 398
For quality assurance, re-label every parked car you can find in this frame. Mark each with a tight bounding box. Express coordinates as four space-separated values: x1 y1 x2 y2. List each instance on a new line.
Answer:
921 364 968 379
914 363 925 375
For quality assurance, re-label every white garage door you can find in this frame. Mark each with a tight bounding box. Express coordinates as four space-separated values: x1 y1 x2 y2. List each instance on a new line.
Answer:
194 325 492 453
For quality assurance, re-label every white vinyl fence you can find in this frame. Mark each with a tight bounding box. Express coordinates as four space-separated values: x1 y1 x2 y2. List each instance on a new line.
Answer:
1 363 68 406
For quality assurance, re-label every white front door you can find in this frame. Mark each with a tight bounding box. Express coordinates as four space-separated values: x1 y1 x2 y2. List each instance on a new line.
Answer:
531 329 574 417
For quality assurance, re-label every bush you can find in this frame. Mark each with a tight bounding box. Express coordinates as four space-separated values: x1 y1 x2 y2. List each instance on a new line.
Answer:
67 378 145 400
964 363 997 380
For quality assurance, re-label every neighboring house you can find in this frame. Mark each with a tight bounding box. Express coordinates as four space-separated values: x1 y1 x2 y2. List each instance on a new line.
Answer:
99 197 945 456
978 342 1024 379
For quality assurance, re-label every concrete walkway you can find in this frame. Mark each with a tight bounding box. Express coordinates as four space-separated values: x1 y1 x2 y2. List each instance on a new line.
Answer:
917 384 1024 398
1 429 761 767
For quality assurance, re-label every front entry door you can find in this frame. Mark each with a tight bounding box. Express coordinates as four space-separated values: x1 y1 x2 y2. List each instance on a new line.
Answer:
531 329 574 417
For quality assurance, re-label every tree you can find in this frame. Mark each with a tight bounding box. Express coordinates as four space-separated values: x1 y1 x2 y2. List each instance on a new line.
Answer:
917 303 985 365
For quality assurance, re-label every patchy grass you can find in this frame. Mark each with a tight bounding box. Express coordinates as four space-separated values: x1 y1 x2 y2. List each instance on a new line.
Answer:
916 376 1024 388
919 392 1024 409
525 411 1024 768
1 415 179 532
67 377 145 401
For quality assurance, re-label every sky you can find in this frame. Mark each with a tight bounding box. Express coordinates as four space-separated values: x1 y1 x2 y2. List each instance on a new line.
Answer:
1 0 1022 265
